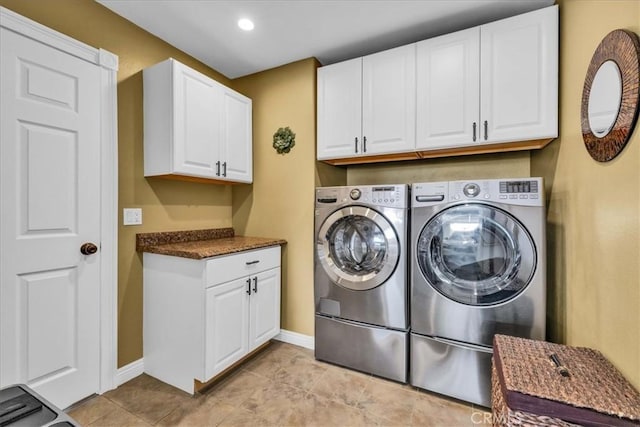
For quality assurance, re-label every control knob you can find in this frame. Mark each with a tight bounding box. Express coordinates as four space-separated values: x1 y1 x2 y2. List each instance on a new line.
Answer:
349 188 361 200
463 183 481 198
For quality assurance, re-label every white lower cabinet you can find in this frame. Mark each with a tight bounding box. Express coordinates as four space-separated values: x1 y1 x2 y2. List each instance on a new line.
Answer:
143 246 281 394
204 267 280 380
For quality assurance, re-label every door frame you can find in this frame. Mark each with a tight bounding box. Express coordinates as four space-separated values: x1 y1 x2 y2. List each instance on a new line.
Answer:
0 7 119 395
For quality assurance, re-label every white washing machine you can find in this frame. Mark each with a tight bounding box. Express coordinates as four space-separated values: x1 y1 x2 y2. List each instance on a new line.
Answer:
314 185 409 383
410 178 546 407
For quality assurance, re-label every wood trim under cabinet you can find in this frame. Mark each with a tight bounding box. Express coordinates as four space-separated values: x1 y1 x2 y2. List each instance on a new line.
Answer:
319 138 555 166
148 174 243 185
417 138 555 159
321 151 420 166
193 341 271 393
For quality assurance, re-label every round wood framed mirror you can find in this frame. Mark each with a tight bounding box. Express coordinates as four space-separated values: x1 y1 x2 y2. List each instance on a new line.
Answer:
581 29 640 162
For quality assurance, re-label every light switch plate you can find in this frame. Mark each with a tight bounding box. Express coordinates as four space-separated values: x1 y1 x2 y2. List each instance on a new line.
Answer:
123 208 142 225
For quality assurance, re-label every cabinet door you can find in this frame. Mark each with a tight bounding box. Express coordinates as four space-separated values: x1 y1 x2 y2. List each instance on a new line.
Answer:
221 87 252 183
480 5 558 144
362 44 416 155
416 28 480 149
249 268 281 351
204 277 250 380
317 58 362 160
172 62 222 177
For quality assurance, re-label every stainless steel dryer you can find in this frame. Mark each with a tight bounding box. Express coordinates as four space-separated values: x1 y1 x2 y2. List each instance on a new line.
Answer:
410 178 546 407
315 185 409 383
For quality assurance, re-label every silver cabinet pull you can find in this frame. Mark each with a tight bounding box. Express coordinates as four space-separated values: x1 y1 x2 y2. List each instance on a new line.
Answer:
354 137 358 153
245 260 260 265
246 278 251 295
472 122 477 142
215 161 221 176
222 161 227 177
484 120 488 141
363 136 367 153
252 276 258 293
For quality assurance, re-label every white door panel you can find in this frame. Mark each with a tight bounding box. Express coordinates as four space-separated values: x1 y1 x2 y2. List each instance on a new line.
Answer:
480 6 558 143
249 268 281 350
174 63 221 176
362 44 416 155
222 88 252 183
317 58 362 159
205 278 249 379
1 27 101 409
417 28 480 149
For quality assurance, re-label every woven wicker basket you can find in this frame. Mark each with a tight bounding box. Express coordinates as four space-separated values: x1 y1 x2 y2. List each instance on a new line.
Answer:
491 335 640 427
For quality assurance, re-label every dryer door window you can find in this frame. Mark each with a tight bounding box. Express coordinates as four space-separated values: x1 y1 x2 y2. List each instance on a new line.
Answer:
416 204 536 305
317 206 399 291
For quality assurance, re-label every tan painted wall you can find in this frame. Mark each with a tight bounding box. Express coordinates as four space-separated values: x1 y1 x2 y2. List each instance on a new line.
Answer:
232 59 331 336
5 0 638 389
347 152 530 185
0 0 235 367
531 0 640 388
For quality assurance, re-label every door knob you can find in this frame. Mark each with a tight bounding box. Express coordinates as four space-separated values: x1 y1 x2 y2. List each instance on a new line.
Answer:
80 242 98 255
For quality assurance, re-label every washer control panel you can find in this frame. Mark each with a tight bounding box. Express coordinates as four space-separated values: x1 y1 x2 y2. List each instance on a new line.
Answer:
463 183 481 198
316 185 408 208
412 178 544 207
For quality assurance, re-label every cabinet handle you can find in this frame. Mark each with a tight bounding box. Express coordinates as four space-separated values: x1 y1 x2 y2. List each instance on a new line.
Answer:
484 120 488 141
216 161 220 176
354 137 358 154
246 278 251 295
363 136 367 153
472 122 477 142
222 161 227 177
246 260 260 265
252 276 258 293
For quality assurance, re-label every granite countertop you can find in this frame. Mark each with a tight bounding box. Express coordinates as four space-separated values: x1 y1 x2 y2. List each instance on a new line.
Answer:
136 228 286 260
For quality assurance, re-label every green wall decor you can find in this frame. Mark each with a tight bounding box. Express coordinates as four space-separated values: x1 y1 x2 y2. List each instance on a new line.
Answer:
273 126 296 154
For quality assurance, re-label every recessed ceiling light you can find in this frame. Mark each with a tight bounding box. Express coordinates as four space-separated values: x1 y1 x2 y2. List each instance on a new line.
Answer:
238 18 254 31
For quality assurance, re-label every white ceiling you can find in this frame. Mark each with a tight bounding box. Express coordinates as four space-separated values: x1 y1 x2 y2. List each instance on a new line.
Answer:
97 0 556 79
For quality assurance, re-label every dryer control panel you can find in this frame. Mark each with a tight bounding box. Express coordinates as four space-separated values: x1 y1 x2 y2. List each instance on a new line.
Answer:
412 178 544 207
316 185 408 208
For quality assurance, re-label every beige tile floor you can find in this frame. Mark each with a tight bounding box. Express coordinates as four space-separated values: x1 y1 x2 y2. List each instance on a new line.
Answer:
67 341 492 426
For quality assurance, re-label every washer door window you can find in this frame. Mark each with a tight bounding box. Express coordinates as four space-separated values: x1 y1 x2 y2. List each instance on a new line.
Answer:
317 206 399 291
417 204 536 305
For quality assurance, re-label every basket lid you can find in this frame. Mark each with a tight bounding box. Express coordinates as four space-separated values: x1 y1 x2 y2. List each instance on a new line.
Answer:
493 335 640 426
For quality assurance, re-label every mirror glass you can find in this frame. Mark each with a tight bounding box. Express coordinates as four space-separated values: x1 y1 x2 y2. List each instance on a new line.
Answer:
588 60 622 137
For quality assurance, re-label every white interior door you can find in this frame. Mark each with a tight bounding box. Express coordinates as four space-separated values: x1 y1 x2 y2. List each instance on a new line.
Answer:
1 26 102 409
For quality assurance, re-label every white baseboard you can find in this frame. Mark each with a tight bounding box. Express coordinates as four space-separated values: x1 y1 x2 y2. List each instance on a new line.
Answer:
114 331 311 387
116 358 144 386
274 329 314 350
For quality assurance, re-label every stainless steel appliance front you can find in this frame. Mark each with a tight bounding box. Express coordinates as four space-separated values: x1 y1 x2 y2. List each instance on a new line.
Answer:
410 178 546 406
314 185 409 382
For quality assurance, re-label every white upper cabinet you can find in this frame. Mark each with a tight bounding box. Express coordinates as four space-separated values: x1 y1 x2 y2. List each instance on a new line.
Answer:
144 58 252 183
221 87 253 182
317 57 362 159
317 44 416 160
480 5 558 144
362 44 417 155
417 27 480 149
417 5 558 150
